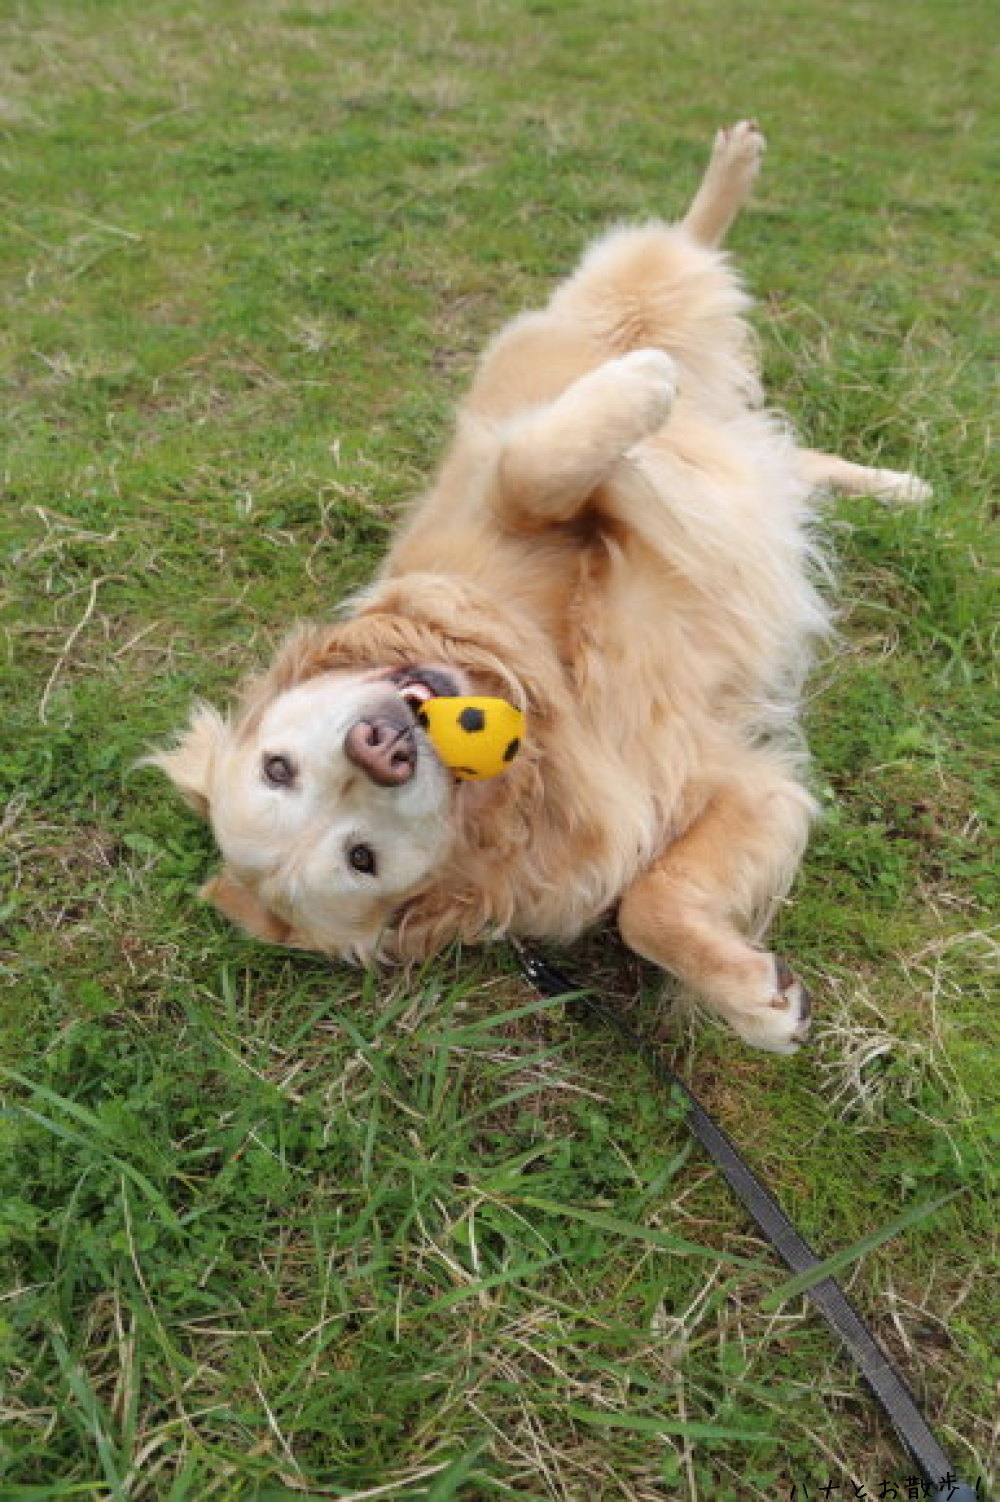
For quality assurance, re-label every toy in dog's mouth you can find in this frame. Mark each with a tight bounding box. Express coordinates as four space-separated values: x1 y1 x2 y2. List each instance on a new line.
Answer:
386 667 525 781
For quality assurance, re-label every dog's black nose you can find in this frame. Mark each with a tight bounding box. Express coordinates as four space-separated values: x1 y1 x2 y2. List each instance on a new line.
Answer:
344 710 417 787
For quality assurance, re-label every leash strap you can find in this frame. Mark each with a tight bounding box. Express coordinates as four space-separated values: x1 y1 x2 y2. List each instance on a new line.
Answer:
515 946 980 1502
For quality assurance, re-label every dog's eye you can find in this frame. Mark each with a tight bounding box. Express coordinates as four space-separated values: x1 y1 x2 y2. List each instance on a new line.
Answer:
347 843 378 877
262 753 297 788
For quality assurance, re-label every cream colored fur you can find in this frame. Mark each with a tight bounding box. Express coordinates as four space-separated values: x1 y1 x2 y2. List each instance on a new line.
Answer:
151 123 929 1052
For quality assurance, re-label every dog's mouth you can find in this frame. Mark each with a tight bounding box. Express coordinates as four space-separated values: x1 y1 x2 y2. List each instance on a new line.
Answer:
386 666 464 717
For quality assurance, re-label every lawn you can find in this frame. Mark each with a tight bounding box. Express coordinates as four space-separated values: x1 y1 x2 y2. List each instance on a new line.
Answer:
1 0 997 1498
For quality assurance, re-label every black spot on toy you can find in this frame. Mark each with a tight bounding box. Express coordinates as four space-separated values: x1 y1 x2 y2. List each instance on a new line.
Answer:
458 706 486 734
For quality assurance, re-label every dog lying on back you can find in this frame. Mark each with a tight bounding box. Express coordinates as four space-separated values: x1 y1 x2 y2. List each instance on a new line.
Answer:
152 123 928 1052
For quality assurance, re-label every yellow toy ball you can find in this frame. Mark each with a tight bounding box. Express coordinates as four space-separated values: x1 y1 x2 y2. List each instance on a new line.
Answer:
416 696 525 781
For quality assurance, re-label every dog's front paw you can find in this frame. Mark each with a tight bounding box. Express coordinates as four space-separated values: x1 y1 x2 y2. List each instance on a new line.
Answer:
611 347 678 435
866 468 933 506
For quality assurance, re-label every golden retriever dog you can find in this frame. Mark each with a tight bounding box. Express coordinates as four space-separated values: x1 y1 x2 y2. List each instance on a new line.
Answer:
151 122 929 1052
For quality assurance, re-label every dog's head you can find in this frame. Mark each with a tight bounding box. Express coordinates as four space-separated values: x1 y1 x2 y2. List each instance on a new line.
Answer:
150 660 467 959
150 575 550 960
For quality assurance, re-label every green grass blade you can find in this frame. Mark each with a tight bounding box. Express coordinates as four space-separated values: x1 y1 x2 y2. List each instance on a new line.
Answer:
760 1190 963 1310
422 1443 490 1500
420 1252 567 1314
514 1195 762 1268
49 1329 127 1498
567 1405 772 1442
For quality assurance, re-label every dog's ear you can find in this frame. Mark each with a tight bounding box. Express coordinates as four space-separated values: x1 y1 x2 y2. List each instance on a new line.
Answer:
201 870 295 946
144 704 228 817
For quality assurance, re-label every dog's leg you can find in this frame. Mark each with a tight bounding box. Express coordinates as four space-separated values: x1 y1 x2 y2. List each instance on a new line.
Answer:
494 347 678 528
618 771 814 1053
798 448 932 505
682 120 766 249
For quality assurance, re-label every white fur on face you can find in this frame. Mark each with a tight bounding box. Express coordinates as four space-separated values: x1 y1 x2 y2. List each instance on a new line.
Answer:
207 672 453 956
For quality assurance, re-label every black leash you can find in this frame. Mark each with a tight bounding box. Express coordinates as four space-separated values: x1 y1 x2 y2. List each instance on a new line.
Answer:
515 944 981 1502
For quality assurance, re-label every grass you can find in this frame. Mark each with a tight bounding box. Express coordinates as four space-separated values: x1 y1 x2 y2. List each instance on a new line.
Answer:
1 0 997 1496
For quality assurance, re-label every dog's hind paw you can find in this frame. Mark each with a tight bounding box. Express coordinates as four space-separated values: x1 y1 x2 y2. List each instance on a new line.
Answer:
724 953 813 1054
711 119 767 179
772 954 812 1044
